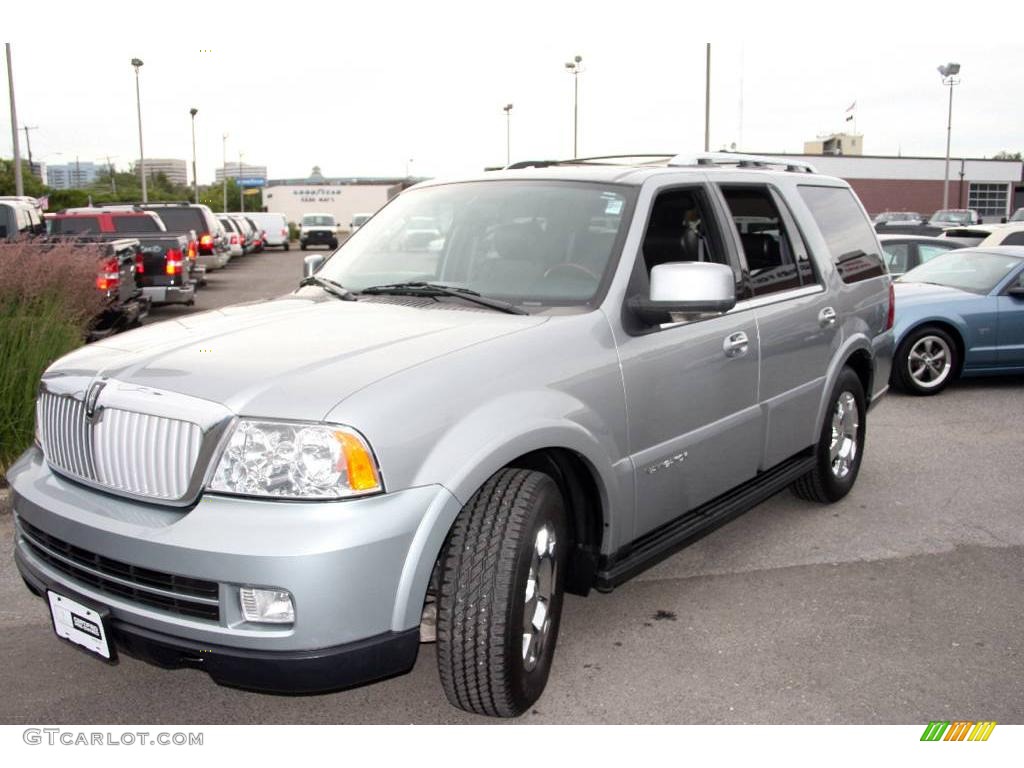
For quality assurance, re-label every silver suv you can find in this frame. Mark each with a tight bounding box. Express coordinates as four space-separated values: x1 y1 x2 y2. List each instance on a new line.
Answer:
9 153 894 718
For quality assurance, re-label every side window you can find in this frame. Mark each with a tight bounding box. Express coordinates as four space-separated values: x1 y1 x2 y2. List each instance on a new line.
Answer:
918 243 953 264
719 185 805 297
1001 231 1024 246
881 243 909 273
640 187 726 277
798 185 886 283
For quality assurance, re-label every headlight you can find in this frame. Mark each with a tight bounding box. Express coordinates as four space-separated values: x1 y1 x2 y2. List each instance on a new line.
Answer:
208 420 382 499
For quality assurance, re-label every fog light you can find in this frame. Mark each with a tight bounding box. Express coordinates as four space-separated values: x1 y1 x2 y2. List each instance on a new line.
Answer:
240 587 294 624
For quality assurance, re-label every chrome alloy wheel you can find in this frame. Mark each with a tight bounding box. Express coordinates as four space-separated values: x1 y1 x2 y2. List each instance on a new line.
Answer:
830 391 860 479
522 523 557 672
907 334 953 389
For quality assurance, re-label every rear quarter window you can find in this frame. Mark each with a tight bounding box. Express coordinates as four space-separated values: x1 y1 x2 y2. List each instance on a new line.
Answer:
48 216 101 234
113 215 161 233
798 185 886 283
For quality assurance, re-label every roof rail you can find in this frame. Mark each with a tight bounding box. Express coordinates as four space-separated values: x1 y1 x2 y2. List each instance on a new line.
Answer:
504 154 677 170
668 152 817 174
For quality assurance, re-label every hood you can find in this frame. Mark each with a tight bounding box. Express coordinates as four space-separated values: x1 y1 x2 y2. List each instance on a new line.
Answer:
47 293 547 421
893 280 979 308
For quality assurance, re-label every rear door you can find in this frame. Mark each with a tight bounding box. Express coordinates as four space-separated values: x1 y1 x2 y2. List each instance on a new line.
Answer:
714 181 841 468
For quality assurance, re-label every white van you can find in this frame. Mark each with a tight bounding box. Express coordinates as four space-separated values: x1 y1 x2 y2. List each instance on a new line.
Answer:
246 211 291 250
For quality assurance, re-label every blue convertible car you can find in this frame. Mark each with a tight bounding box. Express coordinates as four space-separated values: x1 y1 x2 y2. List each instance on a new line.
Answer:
892 246 1024 395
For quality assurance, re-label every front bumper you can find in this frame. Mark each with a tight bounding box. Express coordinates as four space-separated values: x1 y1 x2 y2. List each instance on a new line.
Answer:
8 448 462 692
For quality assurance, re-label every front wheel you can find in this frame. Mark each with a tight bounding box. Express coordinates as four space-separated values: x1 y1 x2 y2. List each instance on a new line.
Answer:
436 468 568 717
892 325 958 396
791 367 866 503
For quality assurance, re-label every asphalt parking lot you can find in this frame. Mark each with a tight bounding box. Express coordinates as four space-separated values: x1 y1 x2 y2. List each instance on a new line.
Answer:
1 249 1022 724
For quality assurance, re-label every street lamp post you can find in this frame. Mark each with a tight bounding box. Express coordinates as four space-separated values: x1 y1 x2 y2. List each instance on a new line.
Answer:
937 62 961 211
238 152 244 214
131 58 147 203
6 43 24 197
189 108 198 203
503 103 513 166
564 55 582 158
221 133 228 212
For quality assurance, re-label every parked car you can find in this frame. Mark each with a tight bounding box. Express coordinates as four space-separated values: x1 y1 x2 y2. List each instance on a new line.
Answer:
350 212 372 231
0 196 46 234
299 212 339 249
217 215 245 258
0 200 45 239
877 234 964 276
937 225 1005 247
245 216 265 253
137 203 230 271
891 246 1024 395
8 153 893 718
45 208 166 236
246 212 290 250
873 211 925 229
1008 208 1024 223
229 214 258 254
929 208 979 227
977 223 1024 248
70 232 197 307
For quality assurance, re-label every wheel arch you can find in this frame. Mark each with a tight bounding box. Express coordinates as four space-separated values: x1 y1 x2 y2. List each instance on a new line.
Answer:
897 319 966 378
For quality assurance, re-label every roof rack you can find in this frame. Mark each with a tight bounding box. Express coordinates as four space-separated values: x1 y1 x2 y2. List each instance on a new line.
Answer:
668 152 817 174
504 154 677 170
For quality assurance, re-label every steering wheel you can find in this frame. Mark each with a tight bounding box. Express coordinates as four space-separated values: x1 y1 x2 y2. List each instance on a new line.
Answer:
543 262 601 281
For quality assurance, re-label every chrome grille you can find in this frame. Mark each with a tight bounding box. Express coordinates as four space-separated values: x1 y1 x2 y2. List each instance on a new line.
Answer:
38 391 203 502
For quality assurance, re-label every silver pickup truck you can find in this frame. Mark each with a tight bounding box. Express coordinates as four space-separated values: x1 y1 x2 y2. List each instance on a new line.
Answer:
8 153 893 717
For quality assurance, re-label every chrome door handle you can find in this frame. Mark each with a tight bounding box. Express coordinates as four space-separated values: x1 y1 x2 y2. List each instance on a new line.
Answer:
724 331 749 357
819 307 837 327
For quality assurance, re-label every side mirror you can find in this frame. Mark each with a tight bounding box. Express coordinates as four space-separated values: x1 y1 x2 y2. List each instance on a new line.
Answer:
629 262 736 325
303 254 325 278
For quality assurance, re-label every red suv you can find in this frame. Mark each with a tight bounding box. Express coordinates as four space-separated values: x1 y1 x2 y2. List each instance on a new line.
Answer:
46 209 166 235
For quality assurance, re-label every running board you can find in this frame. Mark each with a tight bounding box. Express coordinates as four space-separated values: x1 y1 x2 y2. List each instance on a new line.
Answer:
595 451 815 591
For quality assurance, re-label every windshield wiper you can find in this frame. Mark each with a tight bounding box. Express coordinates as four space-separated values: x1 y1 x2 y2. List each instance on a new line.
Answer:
358 282 527 315
299 275 357 301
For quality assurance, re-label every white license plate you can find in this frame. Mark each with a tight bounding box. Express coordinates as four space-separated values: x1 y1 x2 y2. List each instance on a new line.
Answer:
47 591 114 660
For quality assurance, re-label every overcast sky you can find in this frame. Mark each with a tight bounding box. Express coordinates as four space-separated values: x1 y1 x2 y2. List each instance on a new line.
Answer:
4 1 1022 185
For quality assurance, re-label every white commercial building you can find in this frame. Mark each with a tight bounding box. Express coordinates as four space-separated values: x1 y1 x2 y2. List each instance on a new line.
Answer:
133 158 188 186
216 163 269 183
261 167 414 227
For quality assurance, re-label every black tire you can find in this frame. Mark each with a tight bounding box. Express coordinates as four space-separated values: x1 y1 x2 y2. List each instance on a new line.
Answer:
283 242 291 251
791 367 867 503
300 243 307 251
436 468 568 717
891 325 958 396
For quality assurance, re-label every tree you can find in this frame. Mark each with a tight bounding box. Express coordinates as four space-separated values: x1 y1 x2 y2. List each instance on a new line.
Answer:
993 151 1022 161
0 158 48 197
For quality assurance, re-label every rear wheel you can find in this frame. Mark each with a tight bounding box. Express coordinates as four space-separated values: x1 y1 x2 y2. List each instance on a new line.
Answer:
892 325 958 396
792 367 866 503
436 468 568 717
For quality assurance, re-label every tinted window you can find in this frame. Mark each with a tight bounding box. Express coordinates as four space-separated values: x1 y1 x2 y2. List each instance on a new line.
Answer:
48 216 101 234
641 187 725 276
721 185 812 296
218 218 237 232
113 215 161 233
798 185 885 283
1002 231 1024 246
148 208 205 234
303 215 336 226
881 242 909 273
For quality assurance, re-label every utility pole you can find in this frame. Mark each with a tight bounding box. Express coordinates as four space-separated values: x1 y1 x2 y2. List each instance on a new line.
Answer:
132 58 147 203
937 62 961 211
75 156 81 189
222 133 228 212
564 55 582 158
6 43 24 197
238 152 244 214
503 104 513 166
704 43 711 152
189 108 198 203
22 124 38 169
106 156 117 195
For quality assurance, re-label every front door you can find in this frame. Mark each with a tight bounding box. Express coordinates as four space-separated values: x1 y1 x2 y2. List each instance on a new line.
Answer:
614 183 762 540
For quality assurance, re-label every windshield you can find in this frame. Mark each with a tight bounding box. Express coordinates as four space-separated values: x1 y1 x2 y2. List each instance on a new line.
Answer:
1011 208 1024 222
930 210 973 225
316 181 635 306
303 215 335 226
899 250 1021 294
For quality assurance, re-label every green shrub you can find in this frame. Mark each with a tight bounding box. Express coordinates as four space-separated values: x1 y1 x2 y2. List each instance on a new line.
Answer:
0 241 106 473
